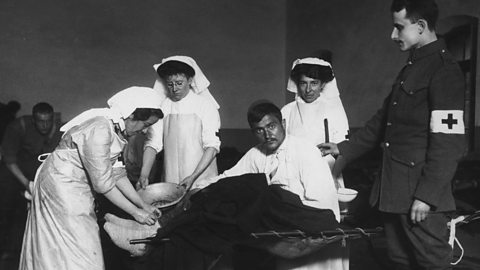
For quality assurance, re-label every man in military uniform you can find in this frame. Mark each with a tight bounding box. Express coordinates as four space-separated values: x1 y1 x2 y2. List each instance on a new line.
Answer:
320 0 465 269
0 102 63 260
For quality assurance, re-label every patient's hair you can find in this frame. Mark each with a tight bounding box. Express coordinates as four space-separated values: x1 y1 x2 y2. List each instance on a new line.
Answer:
132 108 164 121
391 0 438 30
32 102 54 115
247 102 282 127
156 60 196 79
290 63 334 84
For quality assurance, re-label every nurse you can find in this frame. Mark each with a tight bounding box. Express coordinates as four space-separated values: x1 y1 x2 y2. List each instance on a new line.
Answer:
19 86 163 270
280 59 350 270
281 57 349 188
138 56 221 192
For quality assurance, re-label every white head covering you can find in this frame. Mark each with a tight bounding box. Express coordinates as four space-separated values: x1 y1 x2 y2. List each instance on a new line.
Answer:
286 57 340 99
152 55 219 109
60 86 163 133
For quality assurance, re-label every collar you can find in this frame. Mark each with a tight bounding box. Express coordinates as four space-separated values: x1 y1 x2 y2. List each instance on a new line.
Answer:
172 89 193 103
296 95 323 105
408 38 446 63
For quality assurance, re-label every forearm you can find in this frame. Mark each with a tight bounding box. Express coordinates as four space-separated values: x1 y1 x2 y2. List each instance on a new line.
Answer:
189 147 217 182
140 146 157 179
338 95 390 161
116 175 148 208
6 163 30 188
103 186 140 217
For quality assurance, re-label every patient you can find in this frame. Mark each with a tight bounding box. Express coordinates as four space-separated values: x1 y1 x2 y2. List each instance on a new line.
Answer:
113 102 345 270
213 101 346 269
215 101 340 220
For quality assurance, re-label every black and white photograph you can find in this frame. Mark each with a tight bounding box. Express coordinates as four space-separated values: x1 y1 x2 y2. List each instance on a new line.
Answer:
1 0 479 269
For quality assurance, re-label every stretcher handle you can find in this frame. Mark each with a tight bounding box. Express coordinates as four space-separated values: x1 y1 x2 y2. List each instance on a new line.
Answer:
129 237 170 245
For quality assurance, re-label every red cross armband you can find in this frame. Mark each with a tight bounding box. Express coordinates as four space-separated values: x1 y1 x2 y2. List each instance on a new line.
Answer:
430 110 465 134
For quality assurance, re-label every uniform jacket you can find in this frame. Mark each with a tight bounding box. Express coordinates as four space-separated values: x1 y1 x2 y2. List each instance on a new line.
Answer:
338 39 466 213
1 115 62 179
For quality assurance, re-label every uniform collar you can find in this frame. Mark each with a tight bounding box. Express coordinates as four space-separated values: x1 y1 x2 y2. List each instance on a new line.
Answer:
171 89 193 104
408 38 446 63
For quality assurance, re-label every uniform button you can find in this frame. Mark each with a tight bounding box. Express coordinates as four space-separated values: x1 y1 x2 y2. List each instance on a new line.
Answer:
387 122 392 126
408 61 413 65
385 142 390 147
409 91 413 95
392 101 398 106
410 161 415 166
400 81 404 85
441 49 445 53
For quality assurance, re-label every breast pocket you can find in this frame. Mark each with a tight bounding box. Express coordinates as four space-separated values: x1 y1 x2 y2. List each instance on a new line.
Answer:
397 79 430 126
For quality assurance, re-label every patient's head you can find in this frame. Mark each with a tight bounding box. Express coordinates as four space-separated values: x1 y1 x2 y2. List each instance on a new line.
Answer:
247 102 285 154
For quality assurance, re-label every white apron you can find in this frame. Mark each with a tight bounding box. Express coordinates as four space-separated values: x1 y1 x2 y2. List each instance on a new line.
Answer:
162 113 218 187
19 118 125 270
282 102 349 270
285 101 345 189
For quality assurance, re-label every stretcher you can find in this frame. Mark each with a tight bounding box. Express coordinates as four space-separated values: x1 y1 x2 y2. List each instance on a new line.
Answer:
129 226 383 260
448 210 480 266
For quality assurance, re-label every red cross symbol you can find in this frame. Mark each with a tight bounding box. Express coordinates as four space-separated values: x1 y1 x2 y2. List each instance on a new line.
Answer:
441 113 458 129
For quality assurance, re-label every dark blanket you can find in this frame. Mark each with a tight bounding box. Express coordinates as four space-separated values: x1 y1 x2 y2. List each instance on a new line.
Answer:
137 173 339 270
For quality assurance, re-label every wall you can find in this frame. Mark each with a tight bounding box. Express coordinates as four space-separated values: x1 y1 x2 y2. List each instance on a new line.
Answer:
286 0 480 129
0 0 286 130
1 0 479 151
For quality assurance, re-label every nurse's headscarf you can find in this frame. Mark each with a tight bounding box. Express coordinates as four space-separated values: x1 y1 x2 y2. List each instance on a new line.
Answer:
152 55 220 109
60 86 162 133
286 57 340 99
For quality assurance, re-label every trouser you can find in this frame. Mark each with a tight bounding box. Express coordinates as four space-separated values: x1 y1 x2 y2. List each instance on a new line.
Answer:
383 212 452 270
0 171 28 253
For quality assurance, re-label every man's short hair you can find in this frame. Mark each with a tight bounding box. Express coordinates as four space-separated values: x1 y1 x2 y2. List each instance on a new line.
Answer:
391 0 439 30
32 102 54 116
290 63 334 85
247 101 282 127
156 60 196 80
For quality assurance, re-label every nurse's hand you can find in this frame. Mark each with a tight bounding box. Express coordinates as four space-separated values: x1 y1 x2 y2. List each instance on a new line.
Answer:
317 142 339 157
142 203 162 218
136 175 149 190
180 175 195 192
133 209 156 226
28 181 34 194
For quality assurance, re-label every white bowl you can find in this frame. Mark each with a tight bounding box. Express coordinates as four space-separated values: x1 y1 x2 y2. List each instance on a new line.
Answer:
337 188 358 202
137 182 186 209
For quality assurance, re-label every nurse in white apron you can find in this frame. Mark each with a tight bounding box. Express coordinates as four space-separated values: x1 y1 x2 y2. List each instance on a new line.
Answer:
279 58 350 270
138 56 221 192
19 87 162 270
281 57 349 189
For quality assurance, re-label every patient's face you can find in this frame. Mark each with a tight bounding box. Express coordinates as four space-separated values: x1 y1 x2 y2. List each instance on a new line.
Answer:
297 75 325 103
251 114 285 154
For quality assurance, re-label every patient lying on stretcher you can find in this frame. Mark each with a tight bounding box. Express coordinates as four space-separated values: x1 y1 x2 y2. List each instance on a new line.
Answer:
104 102 347 269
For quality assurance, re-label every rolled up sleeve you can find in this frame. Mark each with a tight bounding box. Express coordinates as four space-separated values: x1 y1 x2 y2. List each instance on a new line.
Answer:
74 121 116 194
200 103 221 152
144 120 164 153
